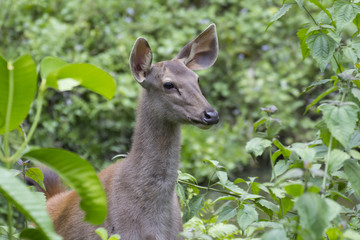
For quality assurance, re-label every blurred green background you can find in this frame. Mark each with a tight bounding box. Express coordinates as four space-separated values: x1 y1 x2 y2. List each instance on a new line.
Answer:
0 0 323 182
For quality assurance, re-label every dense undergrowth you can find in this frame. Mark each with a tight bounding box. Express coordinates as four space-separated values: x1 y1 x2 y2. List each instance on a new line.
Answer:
0 0 360 239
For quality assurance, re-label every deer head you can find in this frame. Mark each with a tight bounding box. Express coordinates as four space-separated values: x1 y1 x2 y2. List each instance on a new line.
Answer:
129 24 219 129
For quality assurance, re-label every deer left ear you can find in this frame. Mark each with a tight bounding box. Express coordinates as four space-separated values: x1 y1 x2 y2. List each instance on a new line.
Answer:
174 24 218 70
129 37 153 85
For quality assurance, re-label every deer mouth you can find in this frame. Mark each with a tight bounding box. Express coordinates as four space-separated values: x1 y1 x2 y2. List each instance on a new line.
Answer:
189 118 213 129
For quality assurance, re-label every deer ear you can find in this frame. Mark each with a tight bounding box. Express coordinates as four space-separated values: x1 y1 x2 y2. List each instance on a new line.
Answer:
174 24 218 70
129 37 153 84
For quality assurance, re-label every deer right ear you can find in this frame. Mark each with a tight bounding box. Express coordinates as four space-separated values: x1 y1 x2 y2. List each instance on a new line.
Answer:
129 37 153 85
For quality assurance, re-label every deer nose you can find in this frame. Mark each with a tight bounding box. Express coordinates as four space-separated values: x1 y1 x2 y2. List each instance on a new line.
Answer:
202 109 219 125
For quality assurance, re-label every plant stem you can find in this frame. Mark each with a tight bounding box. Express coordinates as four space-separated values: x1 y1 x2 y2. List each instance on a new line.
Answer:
333 55 343 73
322 135 333 195
269 147 277 182
4 61 14 163
269 146 284 218
10 81 46 163
178 179 241 199
302 5 318 25
7 201 13 240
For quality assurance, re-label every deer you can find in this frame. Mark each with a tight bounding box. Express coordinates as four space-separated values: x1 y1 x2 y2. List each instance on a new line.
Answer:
43 24 219 240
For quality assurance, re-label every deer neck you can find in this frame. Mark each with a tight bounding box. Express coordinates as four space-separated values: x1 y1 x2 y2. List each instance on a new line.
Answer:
127 90 181 188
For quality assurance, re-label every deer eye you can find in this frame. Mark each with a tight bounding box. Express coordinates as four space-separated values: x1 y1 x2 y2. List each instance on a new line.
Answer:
163 82 175 90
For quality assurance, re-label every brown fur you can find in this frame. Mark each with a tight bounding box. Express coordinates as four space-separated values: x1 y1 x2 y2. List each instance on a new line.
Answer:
45 24 219 240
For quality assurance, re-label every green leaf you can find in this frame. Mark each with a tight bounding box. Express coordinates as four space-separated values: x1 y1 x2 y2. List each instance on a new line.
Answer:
353 13 360 31
266 118 281 139
295 0 304 7
26 167 46 190
0 167 61 240
257 199 279 213
351 88 360 102
273 139 291 159
20 229 49 240
95 227 108 240
109 234 120 240
284 183 304 197
176 183 186 204
294 193 341 240
297 28 310 60
306 33 337 72
304 86 338 114
208 223 238 239
334 2 360 30
318 104 359 149
316 120 340 148
24 148 107 225
292 147 316 163
182 194 205 222
245 138 272 157
237 204 258 231
261 229 288 240
46 63 116 100
266 4 293 30
307 0 333 21
216 206 237 223
216 170 228 186
253 117 266 131
328 149 350 174
0 55 37 134
40 56 68 81
344 159 360 197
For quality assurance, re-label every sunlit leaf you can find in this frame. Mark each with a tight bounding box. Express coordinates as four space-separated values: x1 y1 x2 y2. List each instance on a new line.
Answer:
26 167 45 190
0 55 37 134
46 63 116 100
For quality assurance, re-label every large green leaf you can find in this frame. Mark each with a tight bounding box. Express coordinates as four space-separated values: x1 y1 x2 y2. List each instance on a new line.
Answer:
0 167 62 240
334 1 360 30
306 32 337 72
24 148 107 225
344 159 360 197
0 55 37 134
318 104 359 149
40 56 68 82
45 61 116 100
294 193 341 240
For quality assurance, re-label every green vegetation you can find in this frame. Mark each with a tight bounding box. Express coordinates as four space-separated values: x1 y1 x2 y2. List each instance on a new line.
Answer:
0 0 359 239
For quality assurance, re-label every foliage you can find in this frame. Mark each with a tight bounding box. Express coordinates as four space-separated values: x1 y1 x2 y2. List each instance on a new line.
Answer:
0 55 115 239
178 0 360 239
1 0 321 179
